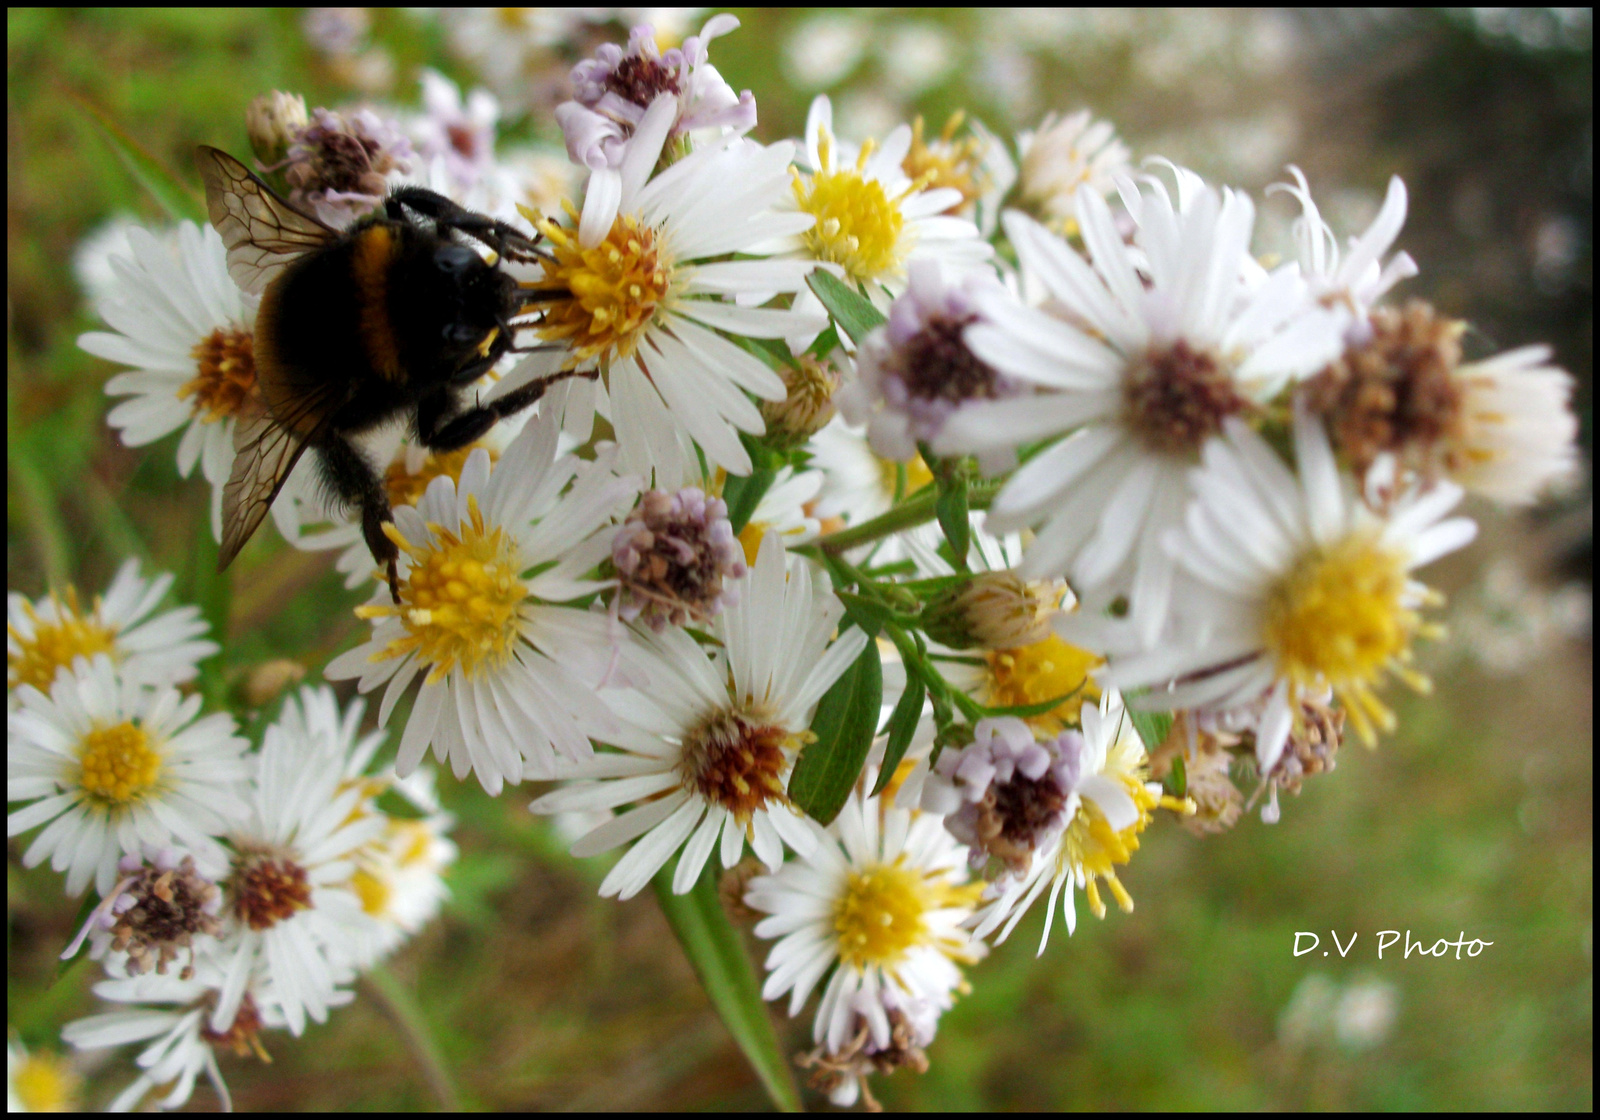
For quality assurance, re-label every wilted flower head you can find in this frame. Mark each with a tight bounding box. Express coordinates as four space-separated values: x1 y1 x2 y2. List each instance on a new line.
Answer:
280 106 414 225
62 850 223 980
246 90 309 167
761 352 845 451
922 571 1064 651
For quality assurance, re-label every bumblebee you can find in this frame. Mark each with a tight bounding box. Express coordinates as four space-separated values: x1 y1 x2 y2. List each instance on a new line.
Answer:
196 145 577 601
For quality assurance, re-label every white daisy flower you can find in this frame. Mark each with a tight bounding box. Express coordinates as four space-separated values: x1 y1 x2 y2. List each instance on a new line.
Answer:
1269 166 1418 323
901 111 1018 239
1015 109 1132 232
530 532 869 899
509 98 827 487
7 1037 80 1113
208 695 386 1038
408 68 501 192
1100 408 1477 770
937 692 1183 953
773 95 993 341
745 776 984 1108
1445 345 1580 505
838 258 1019 467
8 559 217 695
557 14 757 246
61 966 291 1113
326 411 639 794
935 172 1347 644
79 222 272 541
7 655 249 897
344 807 457 968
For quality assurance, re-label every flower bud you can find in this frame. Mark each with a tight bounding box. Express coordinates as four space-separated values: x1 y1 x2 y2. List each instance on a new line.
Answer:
246 90 308 167
922 571 1064 650
760 353 843 451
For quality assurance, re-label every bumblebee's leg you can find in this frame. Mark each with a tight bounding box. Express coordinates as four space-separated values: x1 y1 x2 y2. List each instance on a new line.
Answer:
416 369 599 452
316 436 402 603
386 187 545 263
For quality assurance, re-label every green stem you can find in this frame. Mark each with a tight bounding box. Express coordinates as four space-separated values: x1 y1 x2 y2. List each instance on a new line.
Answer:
363 964 461 1111
819 478 1002 554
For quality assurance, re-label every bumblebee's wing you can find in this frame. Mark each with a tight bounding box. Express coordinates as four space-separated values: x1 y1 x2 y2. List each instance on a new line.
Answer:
217 385 343 570
196 146 338 296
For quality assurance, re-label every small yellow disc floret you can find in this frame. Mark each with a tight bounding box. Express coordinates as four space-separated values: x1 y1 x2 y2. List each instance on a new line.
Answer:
8 590 118 692
528 206 672 368
794 132 911 285
78 721 162 806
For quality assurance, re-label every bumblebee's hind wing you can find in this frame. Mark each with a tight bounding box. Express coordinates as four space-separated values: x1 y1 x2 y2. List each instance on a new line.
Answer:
196 146 338 296
217 387 341 571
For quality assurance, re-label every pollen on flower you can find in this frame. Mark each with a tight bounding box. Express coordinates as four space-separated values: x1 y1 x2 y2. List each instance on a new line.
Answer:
183 326 257 423
230 849 313 931
8 589 118 692
357 494 527 684
678 707 796 824
982 633 1101 734
1122 339 1248 454
1262 530 1440 747
78 721 162 806
529 205 672 367
384 441 499 510
795 132 911 284
902 112 987 215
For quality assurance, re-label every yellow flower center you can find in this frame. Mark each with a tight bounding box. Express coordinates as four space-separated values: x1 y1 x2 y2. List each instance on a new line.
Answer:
78 721 161 806
794 132 910 285
984 634 1102 733
10 1050 80 1113
357 494 527 685
391 819 435 866
183 326 257 423
351 865 393 918
9 590 120 693
833 862 929 969
1262 531 1438 747
1057 738 1190 923
384 442 499 510
527 205 672 368
902 112 986 214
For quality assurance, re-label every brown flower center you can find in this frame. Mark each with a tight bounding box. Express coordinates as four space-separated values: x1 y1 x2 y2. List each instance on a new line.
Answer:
230 850 313 931
1303 300 1466 478
202 992 272 1061
1122 339 1247 454
605 54 682 108
896 314 1006 404
679 708 792 824
184 327 257 423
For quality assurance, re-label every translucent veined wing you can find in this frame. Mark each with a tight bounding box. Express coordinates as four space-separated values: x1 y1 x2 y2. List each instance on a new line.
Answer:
217 383 344 571
196 145 338 296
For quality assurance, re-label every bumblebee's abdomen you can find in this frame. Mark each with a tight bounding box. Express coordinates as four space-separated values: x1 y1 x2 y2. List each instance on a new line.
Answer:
349 224 405 382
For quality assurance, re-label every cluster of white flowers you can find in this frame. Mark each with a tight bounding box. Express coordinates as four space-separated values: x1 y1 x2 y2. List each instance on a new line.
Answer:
29 9 1580 1111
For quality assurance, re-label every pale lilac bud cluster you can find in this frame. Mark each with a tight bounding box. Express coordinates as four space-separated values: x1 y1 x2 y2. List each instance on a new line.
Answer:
612 487 747 631
840 259 1020 465
281 106 414 225
923 716 1083 878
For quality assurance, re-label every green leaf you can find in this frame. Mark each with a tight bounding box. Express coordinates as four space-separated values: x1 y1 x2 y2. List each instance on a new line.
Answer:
184 510 231 712
807 269 886 345
834 590 896 638
722 467 776 535
653 859 801 1112
805 323 842 358
935 474 971 569
1129 708 1175 754
789 637 883 824
69 93 205 224
1168 751 1188 799
871 675 926 795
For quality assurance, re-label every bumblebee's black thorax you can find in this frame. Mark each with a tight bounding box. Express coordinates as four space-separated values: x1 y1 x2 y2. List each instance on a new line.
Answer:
255 219 517 435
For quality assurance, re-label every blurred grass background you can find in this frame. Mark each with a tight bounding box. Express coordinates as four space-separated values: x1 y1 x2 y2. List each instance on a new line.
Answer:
7 8 1591 1111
